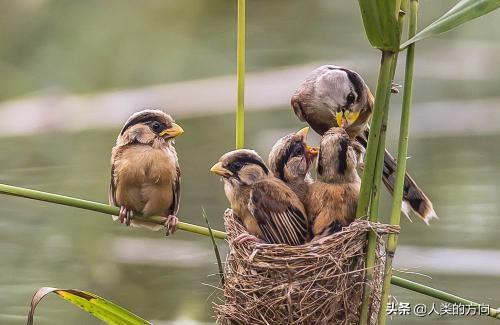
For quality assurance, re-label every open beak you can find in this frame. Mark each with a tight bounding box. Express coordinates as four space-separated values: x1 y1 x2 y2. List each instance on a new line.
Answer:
305 145 319 160
336 111 360 128
295 126 310 140
210 162 232 178
159 123 184 139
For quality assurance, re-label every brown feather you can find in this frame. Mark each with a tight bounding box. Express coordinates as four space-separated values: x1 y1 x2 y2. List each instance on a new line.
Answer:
307 182 359 238
292 65 437 223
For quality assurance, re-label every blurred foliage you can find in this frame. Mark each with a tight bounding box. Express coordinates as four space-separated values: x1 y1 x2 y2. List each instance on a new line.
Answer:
0 0 474 101
403 0 500 48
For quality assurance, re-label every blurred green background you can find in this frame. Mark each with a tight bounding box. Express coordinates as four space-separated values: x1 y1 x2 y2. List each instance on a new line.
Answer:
1 1 499 324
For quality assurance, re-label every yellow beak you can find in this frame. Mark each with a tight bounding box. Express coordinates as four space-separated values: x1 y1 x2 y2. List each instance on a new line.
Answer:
305 145 319 159
159 123 184 138
295 126 310 140
336 111 360 128
210 162 232 177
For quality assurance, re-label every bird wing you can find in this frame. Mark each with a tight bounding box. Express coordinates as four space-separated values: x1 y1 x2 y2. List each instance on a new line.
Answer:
248 180 308 245
167 165 181 216
108 162 119 220
291 95 307 122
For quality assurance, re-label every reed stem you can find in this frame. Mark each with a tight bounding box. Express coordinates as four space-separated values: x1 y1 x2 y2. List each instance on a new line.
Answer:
0 183 227 239
235 0 245 149
357 50 397 325
1 182 497 319
378 1 419 323
391 276 500 320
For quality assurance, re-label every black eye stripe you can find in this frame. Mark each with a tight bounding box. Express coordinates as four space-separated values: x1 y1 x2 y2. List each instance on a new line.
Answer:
276 140 303 180
328 67 364 104
317 149 324 175
228 154 269 175
120 113 169 135
337 137 349 174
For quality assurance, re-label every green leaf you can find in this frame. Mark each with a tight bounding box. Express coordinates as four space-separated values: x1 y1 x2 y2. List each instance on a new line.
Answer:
202 208 225 286
27 287 151 325
358 0 402 51
401 0 500 48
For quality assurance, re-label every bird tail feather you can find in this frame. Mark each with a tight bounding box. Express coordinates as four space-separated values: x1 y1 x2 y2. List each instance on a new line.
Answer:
356 130 438 224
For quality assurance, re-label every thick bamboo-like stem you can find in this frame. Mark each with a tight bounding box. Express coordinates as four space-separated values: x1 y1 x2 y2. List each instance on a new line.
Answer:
0 183 227 239
235 0 245 149
359 4 408 323
391 276 500 320
357 50 397 325
1 182 498 319
355 51 397 220
378 1 419 323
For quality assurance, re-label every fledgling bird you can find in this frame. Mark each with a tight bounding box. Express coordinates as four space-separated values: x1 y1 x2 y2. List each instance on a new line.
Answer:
210 149 309 245
268 127 318 203
307 127 361 239
291 65 437 224
109 109 184 235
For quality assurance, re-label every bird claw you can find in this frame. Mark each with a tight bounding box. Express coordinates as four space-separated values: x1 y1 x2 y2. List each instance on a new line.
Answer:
119 206 134 226
164 215 178 236
233 233 263 245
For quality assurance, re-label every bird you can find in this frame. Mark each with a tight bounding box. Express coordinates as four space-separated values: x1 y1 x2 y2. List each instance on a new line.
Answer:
306 127 362 239
109 109 184 235
210 149 309 245
291 64 437 224
268 126 318 203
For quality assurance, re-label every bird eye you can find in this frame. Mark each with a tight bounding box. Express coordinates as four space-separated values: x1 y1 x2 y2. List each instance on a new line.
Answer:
292 145 304 157
229 161 243 171
346 92 356 105
150 121 162 132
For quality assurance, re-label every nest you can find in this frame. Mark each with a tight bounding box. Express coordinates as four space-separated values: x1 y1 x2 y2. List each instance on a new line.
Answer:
214 209 400 325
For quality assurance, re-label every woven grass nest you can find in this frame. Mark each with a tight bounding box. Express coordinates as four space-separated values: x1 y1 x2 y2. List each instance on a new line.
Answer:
215 209 400 325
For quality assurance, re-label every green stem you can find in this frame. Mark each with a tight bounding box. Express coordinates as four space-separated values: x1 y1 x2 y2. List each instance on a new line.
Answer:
357 51 398 325
235 0 245 149
0 183 227 240
1 182 497 319
378 1 419 323
391 276 500 320
356 51 396 220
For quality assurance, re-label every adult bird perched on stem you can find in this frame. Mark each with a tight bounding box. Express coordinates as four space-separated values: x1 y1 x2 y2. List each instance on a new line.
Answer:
291 65 437 224
307 127 362 239
268 127 318 203
109 109 184 235
211 149 309 245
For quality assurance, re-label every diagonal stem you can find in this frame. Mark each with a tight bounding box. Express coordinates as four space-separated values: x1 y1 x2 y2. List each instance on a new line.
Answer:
391 276 500 320
0 183 227 239
1 182 498 320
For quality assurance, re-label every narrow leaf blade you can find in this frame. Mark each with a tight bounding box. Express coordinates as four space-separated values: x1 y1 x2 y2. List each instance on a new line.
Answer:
27 287 151 325
402 0 500 48
202 208 225 286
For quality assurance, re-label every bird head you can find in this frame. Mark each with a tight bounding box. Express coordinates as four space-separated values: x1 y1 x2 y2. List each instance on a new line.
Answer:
268 127 318 183
316 127 361 182
118 109 184 145
313 65 369 129
210 149 270 186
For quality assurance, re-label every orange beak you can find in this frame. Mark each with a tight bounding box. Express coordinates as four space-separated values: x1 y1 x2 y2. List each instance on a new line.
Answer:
305 145 319 160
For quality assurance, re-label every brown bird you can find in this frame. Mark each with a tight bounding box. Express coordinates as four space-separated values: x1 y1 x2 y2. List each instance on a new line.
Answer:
291 65 437 224
307 127 362 239
268 127 318 203
210 149 309 245
109 109 184 235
